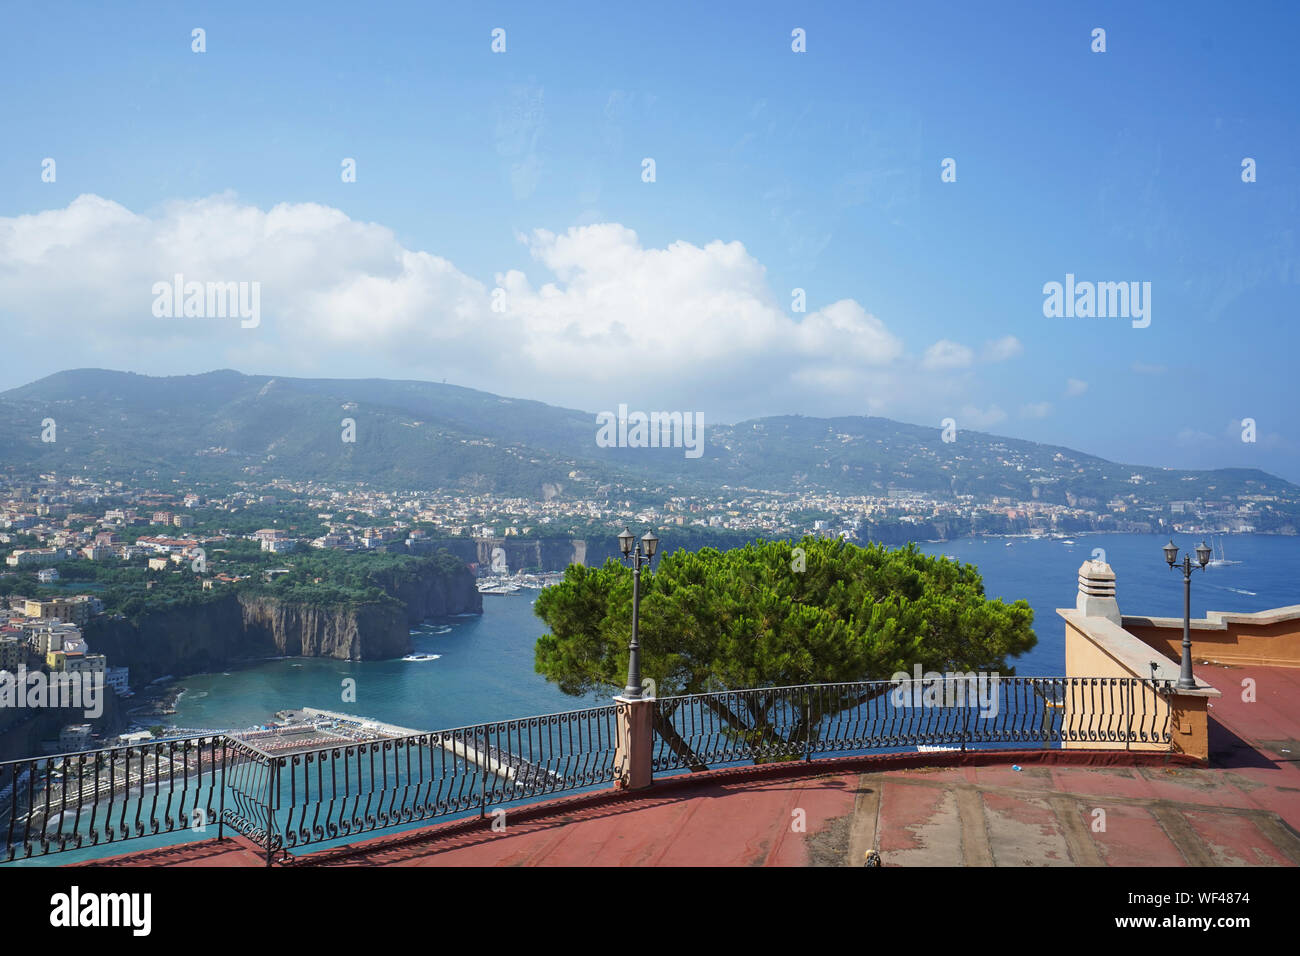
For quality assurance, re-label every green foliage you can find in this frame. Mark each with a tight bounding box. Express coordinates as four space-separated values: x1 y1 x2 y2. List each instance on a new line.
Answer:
534 536 1035 698
236 548 464 609
60 543 467 623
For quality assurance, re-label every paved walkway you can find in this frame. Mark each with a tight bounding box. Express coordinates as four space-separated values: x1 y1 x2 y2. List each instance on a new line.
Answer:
271 755 1299 867
84 663 1300 867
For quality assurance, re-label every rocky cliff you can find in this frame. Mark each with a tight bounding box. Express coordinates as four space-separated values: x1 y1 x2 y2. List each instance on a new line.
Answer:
237 595 410 660
85 556 481 683
363 557 485 623
421 536 611 572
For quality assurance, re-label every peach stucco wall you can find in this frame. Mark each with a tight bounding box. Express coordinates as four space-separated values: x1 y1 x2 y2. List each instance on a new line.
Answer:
1063 619 1172 753
1125 618 1300 669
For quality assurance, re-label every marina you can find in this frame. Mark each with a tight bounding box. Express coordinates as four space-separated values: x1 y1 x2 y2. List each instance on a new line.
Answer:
476 571 566 595
237 709 565 786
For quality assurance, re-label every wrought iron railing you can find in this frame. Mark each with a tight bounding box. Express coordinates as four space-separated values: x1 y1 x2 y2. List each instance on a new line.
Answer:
266 704 621 858
0 704 622 865
0 677 1173 864
1 734 232 863
222 737 278 850
651 676 1175 772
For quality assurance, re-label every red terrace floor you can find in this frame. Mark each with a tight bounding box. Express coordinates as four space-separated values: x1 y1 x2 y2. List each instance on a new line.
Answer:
87 664 1300 868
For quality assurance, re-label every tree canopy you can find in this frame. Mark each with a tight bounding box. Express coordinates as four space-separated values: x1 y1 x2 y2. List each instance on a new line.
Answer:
534 536 1036 699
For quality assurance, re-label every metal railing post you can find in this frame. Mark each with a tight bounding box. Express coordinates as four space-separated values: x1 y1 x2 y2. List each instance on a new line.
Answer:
264 755 278 867
479 728 487 819
217 737 226 841
803 686 812 763
1127 681 1135 752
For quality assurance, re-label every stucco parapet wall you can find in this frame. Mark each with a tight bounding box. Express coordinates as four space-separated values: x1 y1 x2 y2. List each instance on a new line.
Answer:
1058 608 1221 698
1123 604 1300 631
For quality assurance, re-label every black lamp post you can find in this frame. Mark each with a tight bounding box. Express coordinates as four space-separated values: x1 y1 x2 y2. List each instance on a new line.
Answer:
618 528 659 699
1163 538 1212 690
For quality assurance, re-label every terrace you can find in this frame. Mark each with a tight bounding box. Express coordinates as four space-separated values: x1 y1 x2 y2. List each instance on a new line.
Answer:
3 560 1298 868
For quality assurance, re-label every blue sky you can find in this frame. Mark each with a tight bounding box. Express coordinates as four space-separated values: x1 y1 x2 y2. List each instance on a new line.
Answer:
1 1 1297 480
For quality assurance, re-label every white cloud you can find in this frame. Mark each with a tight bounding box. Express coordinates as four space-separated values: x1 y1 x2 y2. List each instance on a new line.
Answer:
0 194 1027 426
921 339 974 370
1065 378 1088 397
981 335 1023 362
959 404 1008 429
1176 427 1214 446
1020 401 1053 419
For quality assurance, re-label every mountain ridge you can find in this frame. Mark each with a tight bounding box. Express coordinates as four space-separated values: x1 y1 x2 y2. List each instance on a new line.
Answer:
1 368 1293 510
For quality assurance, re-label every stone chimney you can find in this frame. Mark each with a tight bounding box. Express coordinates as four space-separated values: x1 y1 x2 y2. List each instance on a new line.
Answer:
1076 559 1120 625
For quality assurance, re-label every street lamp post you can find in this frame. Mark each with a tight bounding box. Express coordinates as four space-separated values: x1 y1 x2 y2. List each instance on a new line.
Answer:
618 528 659 699
1163 538 1212 690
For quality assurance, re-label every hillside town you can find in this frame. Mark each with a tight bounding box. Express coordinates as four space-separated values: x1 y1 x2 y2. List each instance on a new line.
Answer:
0 469 1280 562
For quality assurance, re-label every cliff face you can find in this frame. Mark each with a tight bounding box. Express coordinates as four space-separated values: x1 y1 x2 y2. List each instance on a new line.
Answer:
422 536 607 572
365 559 483 623
89 596 253 684
85 556 482 682
237 595 409 660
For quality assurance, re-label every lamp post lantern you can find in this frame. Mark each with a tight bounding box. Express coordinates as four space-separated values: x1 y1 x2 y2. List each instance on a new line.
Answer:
618 529 659 699
1163 539 1212 690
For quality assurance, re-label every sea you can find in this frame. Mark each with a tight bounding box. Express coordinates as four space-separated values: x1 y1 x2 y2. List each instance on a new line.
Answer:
165 532 1300 733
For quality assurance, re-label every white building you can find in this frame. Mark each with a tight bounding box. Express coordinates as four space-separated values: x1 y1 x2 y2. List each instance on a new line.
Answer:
29 622 82 656
59 724 94 751
105 665 131 696
5 548 69 568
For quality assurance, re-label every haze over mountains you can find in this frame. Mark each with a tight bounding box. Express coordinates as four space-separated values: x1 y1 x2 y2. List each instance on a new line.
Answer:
0 369 1293 510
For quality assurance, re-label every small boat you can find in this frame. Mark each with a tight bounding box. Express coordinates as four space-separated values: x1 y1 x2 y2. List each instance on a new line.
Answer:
1062 539 1075 546
1208 535 1240 567
402 653 442 662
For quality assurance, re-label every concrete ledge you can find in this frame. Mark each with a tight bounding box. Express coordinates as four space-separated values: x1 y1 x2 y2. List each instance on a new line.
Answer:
1125 604 1300 631
1059 609 1220 697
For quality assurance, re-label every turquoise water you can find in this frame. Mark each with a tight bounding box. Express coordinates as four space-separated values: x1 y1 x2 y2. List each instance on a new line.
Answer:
166 532 1300 731
169 604 609 733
